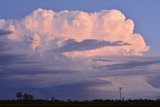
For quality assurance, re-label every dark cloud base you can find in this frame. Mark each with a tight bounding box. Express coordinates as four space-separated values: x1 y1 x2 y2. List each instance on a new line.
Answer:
0 29 12 36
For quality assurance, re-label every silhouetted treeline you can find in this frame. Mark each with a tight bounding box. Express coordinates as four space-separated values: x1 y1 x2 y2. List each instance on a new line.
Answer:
0 92 160 106
1 99 160 104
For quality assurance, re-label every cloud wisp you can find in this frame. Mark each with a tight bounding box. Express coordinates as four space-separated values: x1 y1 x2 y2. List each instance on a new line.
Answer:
97 60 160 70
0 29 12 36
55 39 130 52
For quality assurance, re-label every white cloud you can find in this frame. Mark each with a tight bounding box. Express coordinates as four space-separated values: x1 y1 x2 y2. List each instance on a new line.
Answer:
1 8 158 100
0 8 149 57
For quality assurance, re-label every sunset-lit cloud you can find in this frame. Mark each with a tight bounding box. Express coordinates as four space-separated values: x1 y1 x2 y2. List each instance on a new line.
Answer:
0 9 159 100
0 8 149 57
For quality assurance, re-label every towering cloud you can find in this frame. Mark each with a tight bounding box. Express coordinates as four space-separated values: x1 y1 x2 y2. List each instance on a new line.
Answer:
0 8 149 57
1 9 160 100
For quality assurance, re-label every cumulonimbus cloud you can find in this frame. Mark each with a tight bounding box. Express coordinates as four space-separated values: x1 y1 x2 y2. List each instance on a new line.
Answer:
0 8 149 57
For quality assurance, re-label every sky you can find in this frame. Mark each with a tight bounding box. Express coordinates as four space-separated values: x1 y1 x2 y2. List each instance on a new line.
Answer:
0 0 160 100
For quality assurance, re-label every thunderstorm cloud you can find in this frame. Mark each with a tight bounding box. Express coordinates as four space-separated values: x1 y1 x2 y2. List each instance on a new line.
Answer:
1 9 159 100
0 8 149 57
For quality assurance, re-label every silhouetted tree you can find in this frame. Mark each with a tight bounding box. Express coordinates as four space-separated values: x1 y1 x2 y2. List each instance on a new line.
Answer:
67 99 71 102
23 93 34 100
52 97 55 101
16 92 23 100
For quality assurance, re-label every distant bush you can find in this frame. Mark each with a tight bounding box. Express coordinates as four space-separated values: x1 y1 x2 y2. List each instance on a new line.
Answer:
16 92 34 101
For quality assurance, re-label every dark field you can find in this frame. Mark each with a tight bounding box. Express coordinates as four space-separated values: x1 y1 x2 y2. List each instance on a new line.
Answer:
1 100 160 107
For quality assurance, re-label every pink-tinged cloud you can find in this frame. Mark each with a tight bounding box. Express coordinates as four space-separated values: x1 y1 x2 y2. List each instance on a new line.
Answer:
0 8 149 57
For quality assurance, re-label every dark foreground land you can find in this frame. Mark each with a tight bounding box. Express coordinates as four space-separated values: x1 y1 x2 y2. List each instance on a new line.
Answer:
1 99 160 107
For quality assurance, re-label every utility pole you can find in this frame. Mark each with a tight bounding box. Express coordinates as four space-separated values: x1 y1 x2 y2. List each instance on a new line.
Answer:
119 87 123 100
